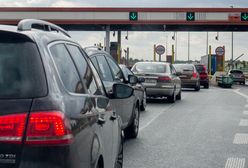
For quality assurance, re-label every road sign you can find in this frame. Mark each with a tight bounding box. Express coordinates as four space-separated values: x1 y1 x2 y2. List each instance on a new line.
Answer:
186 12 195 21
129 12 138 21
155 45 165 55
241 12 248 21
215 46 225 56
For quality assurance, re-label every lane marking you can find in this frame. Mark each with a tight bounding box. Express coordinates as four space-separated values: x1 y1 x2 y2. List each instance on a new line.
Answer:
233 133 248 144
139 105 175 131
245 104 248 108
239 119 248 126
139 110 164 131
225 158 245 168
233 89 248 99
243 111 248 115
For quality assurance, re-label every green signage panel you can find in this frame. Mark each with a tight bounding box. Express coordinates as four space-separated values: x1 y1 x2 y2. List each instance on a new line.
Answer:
186 12 195 21
241 12 248 21
129 12 138 21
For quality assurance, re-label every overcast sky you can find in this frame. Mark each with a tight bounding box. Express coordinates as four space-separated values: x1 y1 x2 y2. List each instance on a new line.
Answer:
1 0 248 61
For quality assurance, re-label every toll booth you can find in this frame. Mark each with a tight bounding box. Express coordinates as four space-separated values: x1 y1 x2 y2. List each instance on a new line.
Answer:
110 42 118 62
201 54 224 75
166 55 172 64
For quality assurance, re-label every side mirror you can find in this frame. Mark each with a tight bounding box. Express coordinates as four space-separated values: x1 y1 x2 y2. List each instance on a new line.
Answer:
97 97 109 109
176 72 182 76
138 77 145 83
128 75 138 85
111 83 134 99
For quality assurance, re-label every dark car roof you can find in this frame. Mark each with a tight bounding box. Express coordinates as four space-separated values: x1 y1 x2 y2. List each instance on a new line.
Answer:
0 24 74 45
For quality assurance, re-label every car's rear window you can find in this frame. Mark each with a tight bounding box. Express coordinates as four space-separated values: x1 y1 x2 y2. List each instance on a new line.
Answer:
0 32 47 99
195 65 206 73
230 70 243 74
133 63 167 73
174 64 194 72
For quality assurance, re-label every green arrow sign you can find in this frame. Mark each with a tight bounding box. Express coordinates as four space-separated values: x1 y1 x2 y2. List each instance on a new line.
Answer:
186 12 195 21
241 12 248 21
129 12 138 21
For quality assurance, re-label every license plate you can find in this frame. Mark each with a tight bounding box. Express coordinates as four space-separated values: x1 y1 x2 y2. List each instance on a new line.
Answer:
145 79 156 83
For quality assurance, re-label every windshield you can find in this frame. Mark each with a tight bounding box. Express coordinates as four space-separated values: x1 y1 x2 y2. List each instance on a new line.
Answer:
230 70 243 74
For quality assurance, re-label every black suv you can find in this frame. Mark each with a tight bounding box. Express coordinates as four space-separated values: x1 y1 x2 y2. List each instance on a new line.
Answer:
0 19 133 168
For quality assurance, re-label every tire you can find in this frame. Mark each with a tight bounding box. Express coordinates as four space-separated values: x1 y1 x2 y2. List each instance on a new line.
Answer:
124 106 140 139
140 91 146 111
176 90 181 100
204 83 209 89
168 91 176 103
115 136 123 168
195 82 200 91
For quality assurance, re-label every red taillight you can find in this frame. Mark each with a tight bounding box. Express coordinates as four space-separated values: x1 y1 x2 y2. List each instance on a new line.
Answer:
0 113 27 144
192 72 198 78
25 111 73 145
200 72 208 79
158 76 171 82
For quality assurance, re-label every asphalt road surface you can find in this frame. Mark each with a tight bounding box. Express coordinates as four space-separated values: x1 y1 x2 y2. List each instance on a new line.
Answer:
124 85 248 168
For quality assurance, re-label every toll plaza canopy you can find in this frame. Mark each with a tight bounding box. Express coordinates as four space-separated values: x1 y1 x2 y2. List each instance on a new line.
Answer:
1 7 248 31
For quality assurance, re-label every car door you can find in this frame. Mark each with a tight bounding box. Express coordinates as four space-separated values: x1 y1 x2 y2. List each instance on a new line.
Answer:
91 54 135 129
171 64 181 94
65 44 116 167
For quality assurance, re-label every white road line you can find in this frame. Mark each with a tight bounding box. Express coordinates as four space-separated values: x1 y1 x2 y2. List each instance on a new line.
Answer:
233 133 248 144
245 104 248 108
139 110 164 131
243 111 248 115
233 89 248 99
239 119 248 126
225 158 245 168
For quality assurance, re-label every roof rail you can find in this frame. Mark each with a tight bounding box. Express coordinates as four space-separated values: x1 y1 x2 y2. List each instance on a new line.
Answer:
84 46 103 51
17 19 71 38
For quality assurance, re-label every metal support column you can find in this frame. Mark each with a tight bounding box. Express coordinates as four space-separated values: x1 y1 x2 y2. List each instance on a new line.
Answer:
117 31 121 64
105 25 110 53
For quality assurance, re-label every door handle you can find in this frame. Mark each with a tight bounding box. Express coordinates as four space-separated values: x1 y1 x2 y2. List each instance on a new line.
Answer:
97 117 106 125
110 112 117 121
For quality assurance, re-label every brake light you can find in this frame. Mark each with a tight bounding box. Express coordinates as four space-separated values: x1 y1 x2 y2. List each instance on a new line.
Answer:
0 113 27 144
158 76 171 82
200 72 208 79
192 72 198 78
25 111 73 145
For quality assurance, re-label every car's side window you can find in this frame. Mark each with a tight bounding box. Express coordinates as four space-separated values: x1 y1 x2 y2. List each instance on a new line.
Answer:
66 44 102 95
171 65 176 75
105 56 124 82
93 55 114 82
50 43 84 93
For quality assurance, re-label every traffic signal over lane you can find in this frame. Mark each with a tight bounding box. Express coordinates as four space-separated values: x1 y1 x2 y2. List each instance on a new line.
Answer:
129 12 138 21
241 12 248 21
186 12 195 21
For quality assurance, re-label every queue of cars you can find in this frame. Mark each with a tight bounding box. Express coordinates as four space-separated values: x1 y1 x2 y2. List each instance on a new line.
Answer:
2 19 239 168
0 19 127 168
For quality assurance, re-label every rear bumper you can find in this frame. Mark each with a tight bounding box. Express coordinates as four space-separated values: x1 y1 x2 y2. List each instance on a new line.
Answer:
146 87 174 97
232 78 245 82
200 79 209 85
181 79 198 88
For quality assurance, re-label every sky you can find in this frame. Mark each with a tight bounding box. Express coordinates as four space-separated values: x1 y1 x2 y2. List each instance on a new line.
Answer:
1 0 248 61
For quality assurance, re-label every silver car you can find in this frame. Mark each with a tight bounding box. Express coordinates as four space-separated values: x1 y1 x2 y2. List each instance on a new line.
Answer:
132 62 181 103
